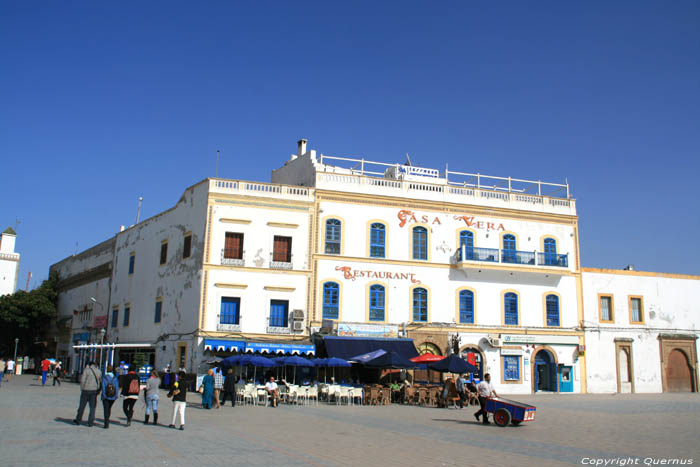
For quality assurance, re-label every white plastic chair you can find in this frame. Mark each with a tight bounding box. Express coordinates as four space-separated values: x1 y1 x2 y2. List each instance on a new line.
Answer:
288 385 299 405
307 386 319 405
338 386 351 406
257 387 269 406
243 384 257 406
349 388 363 406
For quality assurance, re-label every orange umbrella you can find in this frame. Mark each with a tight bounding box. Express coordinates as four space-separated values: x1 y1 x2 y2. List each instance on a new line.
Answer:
410 353 445 363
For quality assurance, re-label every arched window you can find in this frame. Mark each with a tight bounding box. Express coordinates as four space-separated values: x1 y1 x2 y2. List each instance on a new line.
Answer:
370 223 386 258
325 219 341 254
413 226 428 260
413 287 428 322
502 234 516 263
546 294 560 327
322 282 339 319
459 290 474 324
504 292 518 325
459 230 474 261
543 238 557 265
369 284 385 321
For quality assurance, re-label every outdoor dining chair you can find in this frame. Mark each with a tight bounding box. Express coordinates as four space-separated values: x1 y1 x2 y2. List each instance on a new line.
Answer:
417 387 428 406
338 386 351 406
307 386 319 405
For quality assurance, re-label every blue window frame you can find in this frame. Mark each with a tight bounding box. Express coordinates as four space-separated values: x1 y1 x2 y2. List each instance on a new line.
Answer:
412 226 428 260
546 294 560 326
269 300 289 328
370 223 386 258
543 238 557 265
503 356 520 381
220 297 240 325
128 254 135 275
459 231 474 260
412 287 428 322
123 307 130 326
459 290 474 324
322 282 340 319
369 284 385 321
111 308 118 328
504 292 518 325
502 234 516 263
154 301 162 323
325 219 341 254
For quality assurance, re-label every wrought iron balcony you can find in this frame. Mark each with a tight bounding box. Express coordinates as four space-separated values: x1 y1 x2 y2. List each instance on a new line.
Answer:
267 317 291 334
217 323 241 332
269 252 293 270
501 249 536 265
457 246 499 263
221 248 245 266
537 252 569 267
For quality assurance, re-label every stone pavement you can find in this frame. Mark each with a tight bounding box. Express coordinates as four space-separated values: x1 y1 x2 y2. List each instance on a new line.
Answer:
0 374 698 467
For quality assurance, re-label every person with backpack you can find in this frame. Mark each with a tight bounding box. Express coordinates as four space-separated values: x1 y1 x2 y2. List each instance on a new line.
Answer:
101 364 120 428
121 365 141 427
72 361 102 427
144 369 160 425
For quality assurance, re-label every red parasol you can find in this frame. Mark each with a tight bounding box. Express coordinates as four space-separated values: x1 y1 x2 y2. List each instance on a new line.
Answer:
410 353 445 363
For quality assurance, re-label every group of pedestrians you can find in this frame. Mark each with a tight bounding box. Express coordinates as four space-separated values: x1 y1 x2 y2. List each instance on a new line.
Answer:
0 357 16 388
72 361 188 430
200 368 237 409
39 358 63 386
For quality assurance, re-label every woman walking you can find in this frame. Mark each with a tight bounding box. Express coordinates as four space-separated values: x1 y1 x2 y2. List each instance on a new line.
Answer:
144 369 160 425
169 370 187 430
53 361 63 386
101 364 119 428
121 365 140 427
201 369 214 409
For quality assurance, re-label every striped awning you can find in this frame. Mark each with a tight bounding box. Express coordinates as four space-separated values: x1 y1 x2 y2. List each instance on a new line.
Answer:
244 342 315 355
203 339 246 352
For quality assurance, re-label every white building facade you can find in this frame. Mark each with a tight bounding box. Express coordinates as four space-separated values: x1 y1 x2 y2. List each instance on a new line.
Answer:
0 228 20 296
49 140 698 393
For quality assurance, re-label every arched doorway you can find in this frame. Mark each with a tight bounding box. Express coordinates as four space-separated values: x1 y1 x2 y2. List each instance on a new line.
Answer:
414 342 442 384
460 346 484 381
533 348 557 392
666 349 693 392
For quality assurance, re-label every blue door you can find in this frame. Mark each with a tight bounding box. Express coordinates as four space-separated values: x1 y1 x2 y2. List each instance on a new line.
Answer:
534 350 558 392
558 365 574 392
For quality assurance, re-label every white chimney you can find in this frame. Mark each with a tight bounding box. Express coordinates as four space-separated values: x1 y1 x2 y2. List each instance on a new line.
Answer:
297 139 308 156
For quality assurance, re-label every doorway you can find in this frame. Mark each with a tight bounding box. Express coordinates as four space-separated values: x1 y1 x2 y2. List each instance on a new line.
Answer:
666 349 693 392
534 349 557 392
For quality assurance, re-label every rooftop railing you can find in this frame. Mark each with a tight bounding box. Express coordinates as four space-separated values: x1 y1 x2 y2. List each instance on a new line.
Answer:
210 179 313 200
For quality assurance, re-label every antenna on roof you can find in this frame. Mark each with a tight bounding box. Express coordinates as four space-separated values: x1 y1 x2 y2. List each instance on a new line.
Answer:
405 153 412 166
135 197 144 224
216 150 220 178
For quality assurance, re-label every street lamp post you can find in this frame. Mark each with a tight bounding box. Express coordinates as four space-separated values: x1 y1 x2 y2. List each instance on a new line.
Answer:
13 337 19 365
90 297 105 369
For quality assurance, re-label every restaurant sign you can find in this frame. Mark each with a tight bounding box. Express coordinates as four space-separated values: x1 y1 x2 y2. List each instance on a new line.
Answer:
397 209 506 231
337 323 398 338
335 266 420 284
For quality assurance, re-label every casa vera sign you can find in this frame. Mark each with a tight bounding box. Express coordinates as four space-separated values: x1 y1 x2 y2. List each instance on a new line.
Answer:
397 209 506 231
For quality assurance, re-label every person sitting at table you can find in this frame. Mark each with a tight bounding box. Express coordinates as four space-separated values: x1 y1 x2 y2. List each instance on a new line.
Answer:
265 376 279 408
390 381 401 403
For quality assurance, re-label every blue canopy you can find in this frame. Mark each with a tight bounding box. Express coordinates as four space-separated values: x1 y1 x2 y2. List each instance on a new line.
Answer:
350 349 387 363
222 354 278 368
363 351 420 369
326 357 351 367
428 354 477 373
324 336 418 361
281 356 315 367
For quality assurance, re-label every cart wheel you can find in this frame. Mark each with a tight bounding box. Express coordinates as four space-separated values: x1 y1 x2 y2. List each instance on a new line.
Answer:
510 420 521 426
494 408 511 427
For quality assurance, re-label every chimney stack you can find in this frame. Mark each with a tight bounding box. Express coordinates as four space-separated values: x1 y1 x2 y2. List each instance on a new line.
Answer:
297 139 308 156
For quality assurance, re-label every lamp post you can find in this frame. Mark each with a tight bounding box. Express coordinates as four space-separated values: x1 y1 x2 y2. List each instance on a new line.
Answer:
13 337 19 364
90 297 105 368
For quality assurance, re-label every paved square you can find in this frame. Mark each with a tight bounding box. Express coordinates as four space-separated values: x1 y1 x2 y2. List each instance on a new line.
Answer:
0 375 697 466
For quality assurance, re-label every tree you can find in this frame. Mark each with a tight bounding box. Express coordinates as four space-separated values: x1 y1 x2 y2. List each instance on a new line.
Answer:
0 270 58 356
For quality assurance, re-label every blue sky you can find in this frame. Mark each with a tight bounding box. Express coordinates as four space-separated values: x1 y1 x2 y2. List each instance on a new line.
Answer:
1 1 699 288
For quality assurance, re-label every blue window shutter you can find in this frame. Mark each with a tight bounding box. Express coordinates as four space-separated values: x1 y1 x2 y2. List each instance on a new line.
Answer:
325 219 341 254
220 297 240 325
459 290 474 324
413 227 428 260
369 284 385 321
459 231 474 260
111 309 118 328
543 238 557 265
128 255 135 274
546 294 560 326
370 223 386 258
154 301 162 323
123 307 130 326
269 300 289 327
323 282 340 319
413 288 428 322
504 293 518 325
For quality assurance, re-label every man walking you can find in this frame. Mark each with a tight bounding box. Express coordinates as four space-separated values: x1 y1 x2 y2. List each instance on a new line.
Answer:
221 368 236 407
0 358 5 388
73 361 102 427
474 373 497 425
6 359 15 382
41 357 51 386
213 368 224 409
456 373 467 408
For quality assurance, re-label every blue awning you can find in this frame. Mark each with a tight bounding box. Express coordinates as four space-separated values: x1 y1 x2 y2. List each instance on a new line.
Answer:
244 342 315 356
323 336 419 361
203 339 246 352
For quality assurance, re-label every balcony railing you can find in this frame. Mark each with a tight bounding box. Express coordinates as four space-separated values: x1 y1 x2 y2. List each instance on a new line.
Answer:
267 317 291 334
537 252 569 268
270 252 293 270
501 249 536 266
457 245 569 269
217 323 241 332
221 249 245 266
457 246 499 263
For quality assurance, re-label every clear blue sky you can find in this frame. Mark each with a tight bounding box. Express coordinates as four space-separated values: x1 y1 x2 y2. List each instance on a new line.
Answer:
2 1 699 289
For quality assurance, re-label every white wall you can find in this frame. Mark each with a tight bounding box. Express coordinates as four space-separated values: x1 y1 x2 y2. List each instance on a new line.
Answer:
582 270 700 393
0 233 20 296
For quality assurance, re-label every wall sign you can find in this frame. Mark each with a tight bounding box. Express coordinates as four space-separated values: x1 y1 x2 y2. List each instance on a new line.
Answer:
335 266 420 283
397 209 506 231
337 323 398 338
501 334 580 345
